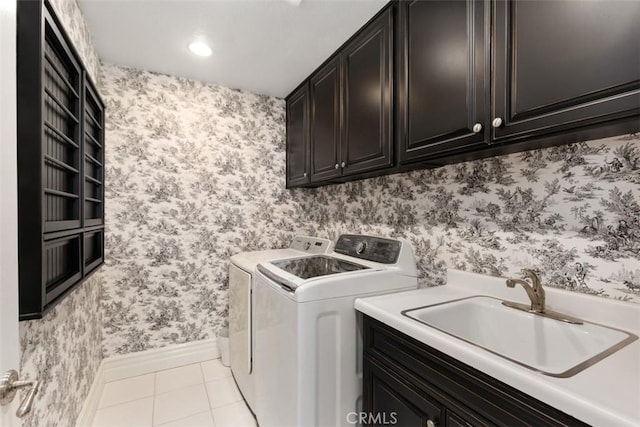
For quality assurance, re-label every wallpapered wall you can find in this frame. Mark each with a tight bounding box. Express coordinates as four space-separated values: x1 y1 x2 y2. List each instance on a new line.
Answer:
100 63 296 356
101 60 640 358
291 134 640 301
18 1 103 426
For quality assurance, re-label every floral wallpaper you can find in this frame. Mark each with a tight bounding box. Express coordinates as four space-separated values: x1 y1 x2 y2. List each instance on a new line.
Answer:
19 274 104 427
49 0 101 84
101 60 639 359
291 134 640 303
18 1 104 426
100 63 297 356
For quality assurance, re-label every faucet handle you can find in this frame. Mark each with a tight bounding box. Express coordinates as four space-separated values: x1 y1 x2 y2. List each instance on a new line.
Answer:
521 269 541 286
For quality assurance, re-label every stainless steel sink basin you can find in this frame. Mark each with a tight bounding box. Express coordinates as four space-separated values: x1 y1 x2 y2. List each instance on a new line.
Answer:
402 296 638 377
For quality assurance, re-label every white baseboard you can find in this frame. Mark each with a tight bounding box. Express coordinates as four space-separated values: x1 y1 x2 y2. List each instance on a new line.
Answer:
76 363 105 427
76 338 219 427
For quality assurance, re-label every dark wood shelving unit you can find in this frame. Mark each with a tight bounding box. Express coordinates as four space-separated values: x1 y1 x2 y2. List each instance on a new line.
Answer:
17 0 105 320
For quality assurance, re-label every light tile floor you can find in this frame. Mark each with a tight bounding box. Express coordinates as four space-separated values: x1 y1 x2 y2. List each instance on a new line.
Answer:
91 359 257 427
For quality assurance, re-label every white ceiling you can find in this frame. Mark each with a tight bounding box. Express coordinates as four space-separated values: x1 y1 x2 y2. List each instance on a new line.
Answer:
79 0 388 97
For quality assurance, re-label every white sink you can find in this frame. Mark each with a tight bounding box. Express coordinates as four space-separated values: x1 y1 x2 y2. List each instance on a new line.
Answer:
402 296 637 377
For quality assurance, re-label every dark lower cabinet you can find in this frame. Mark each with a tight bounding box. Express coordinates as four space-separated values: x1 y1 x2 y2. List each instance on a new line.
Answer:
492 0 640 142
397 0 489 163
362 315 589 427
17 0 105 320
286 83 310 187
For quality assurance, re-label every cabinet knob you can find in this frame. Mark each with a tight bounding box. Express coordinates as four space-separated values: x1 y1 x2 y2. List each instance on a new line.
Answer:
472 123 483 133
492 117 503 128
341 161 346 168
334 163 339 169
303 172 307 178
426 420 436 427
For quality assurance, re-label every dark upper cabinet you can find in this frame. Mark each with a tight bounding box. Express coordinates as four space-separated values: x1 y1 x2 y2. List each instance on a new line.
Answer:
341 8 393 175
287 6 393 187
286 83 310 187
17 0 105 320
310 56 342 182
491 0 640 142
398 0 489 164
286 0 640 186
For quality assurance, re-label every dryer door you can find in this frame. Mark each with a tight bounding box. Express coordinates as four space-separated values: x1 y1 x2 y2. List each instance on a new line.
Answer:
229 264 252 375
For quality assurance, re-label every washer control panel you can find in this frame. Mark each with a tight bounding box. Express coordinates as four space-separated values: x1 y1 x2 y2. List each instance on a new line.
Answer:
290 236 332 254
334 235 401 264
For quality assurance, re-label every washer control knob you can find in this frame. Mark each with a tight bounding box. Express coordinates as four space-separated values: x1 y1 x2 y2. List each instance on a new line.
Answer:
303 242 311 251
356 241 367 255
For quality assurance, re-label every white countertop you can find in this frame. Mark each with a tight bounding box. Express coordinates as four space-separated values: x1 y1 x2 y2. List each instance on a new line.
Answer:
355 269 640 427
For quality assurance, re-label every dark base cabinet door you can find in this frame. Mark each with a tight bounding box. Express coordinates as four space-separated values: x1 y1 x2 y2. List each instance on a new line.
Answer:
286 83 310 188
492 0 640 142
398 0 489 164
310 56 342 183
365 358 442 427
341 8 393 176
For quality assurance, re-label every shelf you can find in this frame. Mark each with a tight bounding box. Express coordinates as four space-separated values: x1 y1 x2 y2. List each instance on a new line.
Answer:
44 154 79 174
17 0 105 320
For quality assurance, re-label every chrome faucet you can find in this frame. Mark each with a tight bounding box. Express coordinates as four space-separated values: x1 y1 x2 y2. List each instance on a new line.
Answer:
503 269 583 324
505 269 545 313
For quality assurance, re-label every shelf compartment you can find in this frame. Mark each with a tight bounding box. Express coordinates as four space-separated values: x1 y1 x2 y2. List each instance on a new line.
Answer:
44 51 80 98
84 228 104 274
44 232 82 305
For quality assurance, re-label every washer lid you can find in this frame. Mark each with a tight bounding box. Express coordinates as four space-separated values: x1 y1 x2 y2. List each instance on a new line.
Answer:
269 255 368 280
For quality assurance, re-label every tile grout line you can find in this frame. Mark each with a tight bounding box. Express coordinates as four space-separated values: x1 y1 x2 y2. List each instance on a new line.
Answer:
151 372 157 426
153 410 213 427
200 361 215 420
95 394 155 412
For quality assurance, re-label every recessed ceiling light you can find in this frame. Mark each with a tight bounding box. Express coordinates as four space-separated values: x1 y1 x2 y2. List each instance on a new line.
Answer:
189 41 212 57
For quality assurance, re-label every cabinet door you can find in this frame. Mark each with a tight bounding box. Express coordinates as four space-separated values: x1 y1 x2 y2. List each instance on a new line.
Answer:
398 0 488 164
286 84 310 188
341 8 393 176
310 56 342 182
492 0 640 142
365 358 442 427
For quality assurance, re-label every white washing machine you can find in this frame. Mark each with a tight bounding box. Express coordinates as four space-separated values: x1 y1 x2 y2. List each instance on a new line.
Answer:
253 234 418 427
228 236 331 413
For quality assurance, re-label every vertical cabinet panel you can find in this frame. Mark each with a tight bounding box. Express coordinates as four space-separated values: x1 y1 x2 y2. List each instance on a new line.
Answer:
286 83 310 187
310 56 342 183
341 8 393 175
43 14 83 232
84 78 105 226
398 0 488 164
492 0 640 142
17 0 105 320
